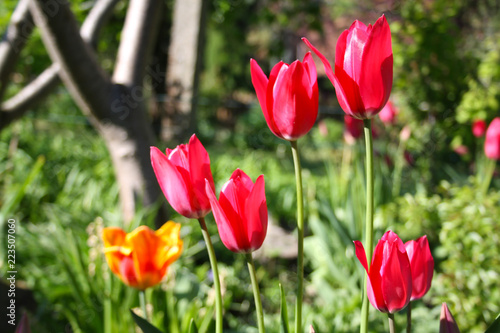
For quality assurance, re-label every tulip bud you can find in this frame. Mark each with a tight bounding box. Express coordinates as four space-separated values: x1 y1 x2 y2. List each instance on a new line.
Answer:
440 303 461 333
378 100 398 124
472 119 487 138
354 230 412 313
206 169 268 253
102 222 183 290
304 15 393 119
151 134 215 219
250 53 319 141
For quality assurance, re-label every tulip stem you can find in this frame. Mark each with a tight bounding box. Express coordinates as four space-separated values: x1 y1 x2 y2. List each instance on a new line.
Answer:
388 313 396 333
198 217 223 333
291 140 304 333
360 119 375 333
139 290 148 321
246 253 265 333
407 302 412 333
482 158 496 194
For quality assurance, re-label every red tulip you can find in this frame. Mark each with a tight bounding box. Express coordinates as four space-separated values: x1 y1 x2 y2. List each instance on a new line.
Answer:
205 169 268 253
250 53 319 141
303 15 393 119
344 115 364 143
472 119 486 138
405 235 434 300
151 134 215 219
354 230 412 313
485 117 500 160
440 303 461 333
378 100 398 124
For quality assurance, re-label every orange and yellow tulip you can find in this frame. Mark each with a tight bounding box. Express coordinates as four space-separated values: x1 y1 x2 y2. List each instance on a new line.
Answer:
102 222 183 290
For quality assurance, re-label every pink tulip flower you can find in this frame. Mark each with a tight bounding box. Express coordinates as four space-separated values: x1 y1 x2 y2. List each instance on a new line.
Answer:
485 117 500 160
378 100 398 124
250 53 319 141
303 15 393 119
354 230 412 313
472 119 486 138
151 134 215 219
440 303 461 333
205 169 268 253
405 235 434 300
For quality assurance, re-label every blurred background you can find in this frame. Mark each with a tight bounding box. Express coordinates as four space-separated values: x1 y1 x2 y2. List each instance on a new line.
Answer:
1 0 499 332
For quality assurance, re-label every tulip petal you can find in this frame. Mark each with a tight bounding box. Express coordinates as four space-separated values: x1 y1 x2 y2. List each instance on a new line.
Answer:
188 134 213 215
440 303 461 333
354 240 368 272
355 240 387 312
151 146 197 218
302 52 317 93
155 221 183 267
250 58 269 116
255 60 285 138
118 255 140 288
334 29 366 117
127 226 164 287
343 21 368 83
368 238 389 312
405 235 434 300
230 168 254 197
381 240 411 313
302 38 336 88
102 227 127 248
245 175 268 251
359 15 393 116
205 179 242 252
485 118 500 160
219 179 251 250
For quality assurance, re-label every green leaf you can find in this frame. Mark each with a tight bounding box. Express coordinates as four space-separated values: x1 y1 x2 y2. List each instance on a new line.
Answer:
130 310 164 333
279 283 289 333
485 313 500 333
188 318 199 333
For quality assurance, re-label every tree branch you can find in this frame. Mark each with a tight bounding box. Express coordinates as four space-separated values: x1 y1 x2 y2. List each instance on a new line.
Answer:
0 63 59 127
28 0 112 120
80 0 121 47
0 0 120 130
0 0 34 99
112 0 163 87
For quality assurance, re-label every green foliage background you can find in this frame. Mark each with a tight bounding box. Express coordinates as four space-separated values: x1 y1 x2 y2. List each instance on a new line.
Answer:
1 0 500 332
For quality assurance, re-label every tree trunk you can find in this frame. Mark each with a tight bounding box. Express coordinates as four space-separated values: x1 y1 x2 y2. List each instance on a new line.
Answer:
29 0 167 225
163 0 208 142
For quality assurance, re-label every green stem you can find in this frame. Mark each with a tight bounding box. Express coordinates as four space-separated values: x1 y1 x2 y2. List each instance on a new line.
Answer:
198 217 223 333
482 158 496 194
104 272 112 333
407 302 412 333
246 253 265 333
360 119 375 333
291 140 304 333
388 313 396 333
392 136 406 198
140 290 148 321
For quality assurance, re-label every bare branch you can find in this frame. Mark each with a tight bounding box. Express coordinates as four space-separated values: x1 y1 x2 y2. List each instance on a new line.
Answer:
81 0 121 47
29 0 112 120
0 0 34 99
0 63 59 129
112 0 163 87
0 0 121 130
